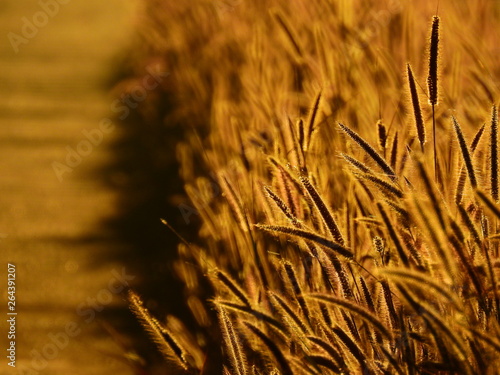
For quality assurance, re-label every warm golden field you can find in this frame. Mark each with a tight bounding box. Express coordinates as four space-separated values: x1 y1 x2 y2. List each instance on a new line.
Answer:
123 1 500 373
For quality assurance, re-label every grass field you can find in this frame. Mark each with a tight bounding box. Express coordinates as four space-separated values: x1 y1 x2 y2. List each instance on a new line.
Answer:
118 0 500 373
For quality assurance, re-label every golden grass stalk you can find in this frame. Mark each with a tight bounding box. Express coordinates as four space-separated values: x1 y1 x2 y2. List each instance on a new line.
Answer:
390 132 399 171
377 203 410 267
214 269 251 307
268 291 309 335
331 326 370 374
384 200 411 228
219 173 251 232
303 89 322 153
255 224 353 259
243 321 293 375
377 119 387 153
428 15 440 181
452 116 477 189
373 236 384 254
308 293 392 339
413 198 454 277
476 189 500 219
379 345 406 375
447 232 485 305
283 261 311 324
299 175 345 244
307 336 346 372
490 105 498 201
467 328 500 352
270 8 303 59
397 287 471 373
285 117 305 168
319 247 354 299
264 186 300 226
427 16 440 107
341 153 372 174
415 158 446 230
303 355 342 373
217 300 285 333
457 204 482 248
128 291 189 370
353 172 404 199
407 63 425 152
359 275 376 313
455 123 485 204
339 123 396 180
380 280 398 327
381 268 460 307
217 305 247 375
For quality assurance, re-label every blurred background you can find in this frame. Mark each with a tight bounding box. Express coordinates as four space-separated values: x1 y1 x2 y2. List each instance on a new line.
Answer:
0 1 173 374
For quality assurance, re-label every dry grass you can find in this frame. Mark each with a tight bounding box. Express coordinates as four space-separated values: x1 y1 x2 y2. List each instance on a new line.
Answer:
123 1 500 373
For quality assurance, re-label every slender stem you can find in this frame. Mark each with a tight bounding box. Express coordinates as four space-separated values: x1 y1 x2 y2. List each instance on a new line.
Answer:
432 104 437 184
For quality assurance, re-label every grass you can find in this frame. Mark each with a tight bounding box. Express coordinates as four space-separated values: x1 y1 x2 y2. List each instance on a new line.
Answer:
119 0 499 373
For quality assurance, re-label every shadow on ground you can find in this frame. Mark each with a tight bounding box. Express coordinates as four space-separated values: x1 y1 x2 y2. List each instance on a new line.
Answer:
89 66 204 370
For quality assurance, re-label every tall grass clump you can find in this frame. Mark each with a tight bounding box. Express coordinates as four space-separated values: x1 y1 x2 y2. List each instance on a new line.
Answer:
120 1 500 373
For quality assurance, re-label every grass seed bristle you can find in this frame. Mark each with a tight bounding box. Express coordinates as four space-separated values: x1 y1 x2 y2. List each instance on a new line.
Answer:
407 63 426 152
452 116 477 189
339 122 397 180
427 16 440 106
490 105 498 201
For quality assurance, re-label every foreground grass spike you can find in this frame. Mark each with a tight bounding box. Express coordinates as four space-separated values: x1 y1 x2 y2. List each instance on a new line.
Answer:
331 326 371 374
219 174 251 232
299 175 345 244
476 189 500 219
381 268 460 307
428 15 440 182
214 269 251 307
218 300 285 333
264 185 300 226
308 293 392 339
452 116 477 188
353 172 403 198
377 203 409 267
243 321 294 375
303 89 322 153
415 157 446 230
339 122 396 180
217 305 247 375
282 261 312 328
256 224 353 258
390 132 399 170
268 291 309 335
397 287 471 371
342 153 372 173
455 123 486 204
427 16 440 106
128 291 190 371
377 120 387 152
407 63 425 152
491 105 498 201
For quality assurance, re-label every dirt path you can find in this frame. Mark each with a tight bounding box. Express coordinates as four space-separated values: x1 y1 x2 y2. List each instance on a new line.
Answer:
0 1 141 374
